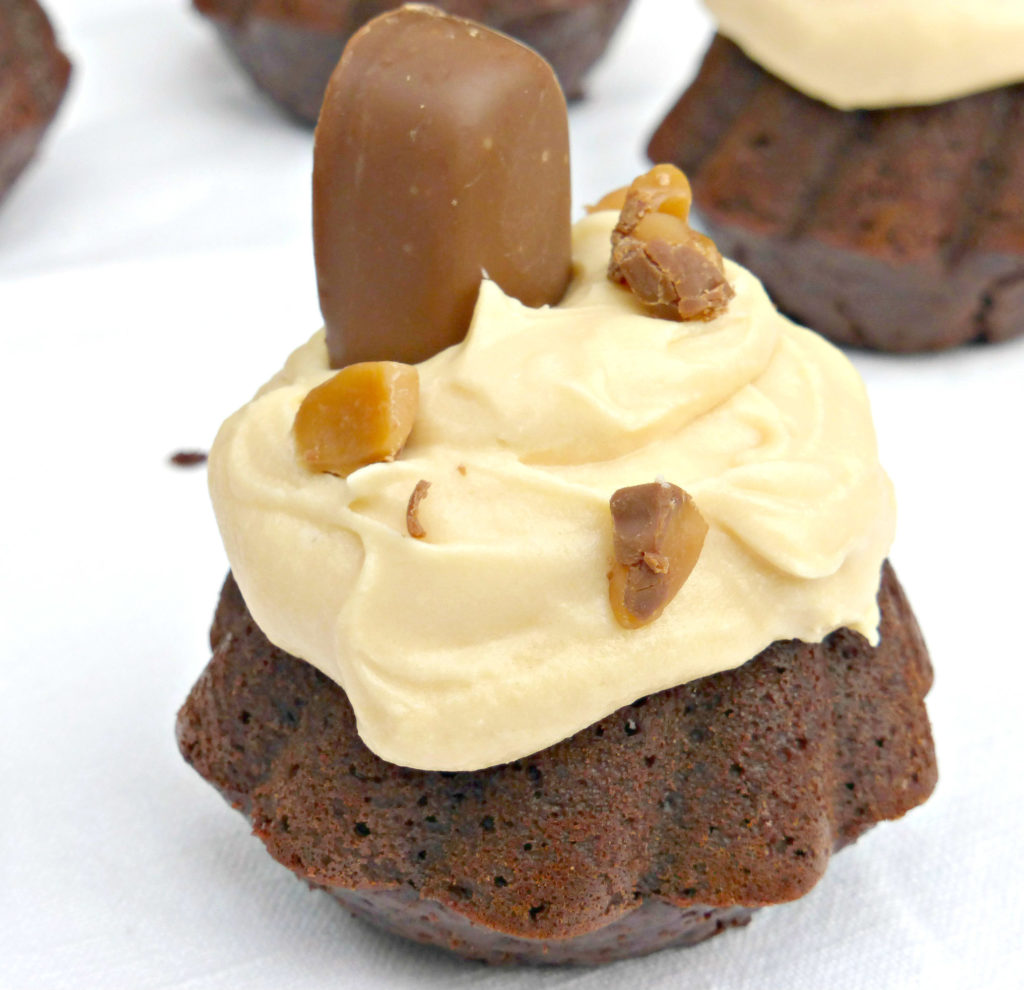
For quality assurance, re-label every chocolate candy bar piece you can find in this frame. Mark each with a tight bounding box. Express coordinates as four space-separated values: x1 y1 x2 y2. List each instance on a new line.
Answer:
608 165 733 322
609 482 708 629
313 5 572 367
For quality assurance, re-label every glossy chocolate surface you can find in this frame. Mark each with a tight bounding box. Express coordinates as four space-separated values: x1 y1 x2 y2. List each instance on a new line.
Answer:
313 5 572 367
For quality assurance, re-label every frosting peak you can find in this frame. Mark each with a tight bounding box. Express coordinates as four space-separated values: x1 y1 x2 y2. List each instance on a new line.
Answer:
209 213 894 771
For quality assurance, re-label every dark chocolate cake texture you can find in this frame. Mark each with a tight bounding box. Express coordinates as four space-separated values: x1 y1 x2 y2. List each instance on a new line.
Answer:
649 35 1024 351
178 563 936 964
193 0 633 123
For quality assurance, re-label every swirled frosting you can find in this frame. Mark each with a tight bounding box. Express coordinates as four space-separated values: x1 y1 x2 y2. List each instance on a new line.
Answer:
704 0 1024 109
209 212 895 771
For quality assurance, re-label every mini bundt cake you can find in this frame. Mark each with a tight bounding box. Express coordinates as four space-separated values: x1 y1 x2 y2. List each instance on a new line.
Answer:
192 0 633 123
649 20 1024 351
0 0 71 206
178 7 936 965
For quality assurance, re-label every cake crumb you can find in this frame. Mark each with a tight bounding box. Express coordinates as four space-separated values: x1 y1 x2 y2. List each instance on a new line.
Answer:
169 450 208 468
407 479 432 538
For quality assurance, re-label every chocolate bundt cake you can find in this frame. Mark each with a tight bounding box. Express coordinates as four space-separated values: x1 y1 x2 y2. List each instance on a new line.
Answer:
648 35 1024 351
192 0 632 123
0 0 71 205
178 7 937 965
178 563 935 965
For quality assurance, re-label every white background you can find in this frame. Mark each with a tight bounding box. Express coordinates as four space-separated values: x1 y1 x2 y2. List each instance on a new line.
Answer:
3 1 1023 987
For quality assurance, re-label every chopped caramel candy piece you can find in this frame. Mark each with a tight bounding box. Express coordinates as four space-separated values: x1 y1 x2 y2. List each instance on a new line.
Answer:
608 481 708 629
615 163 694 228
586 186 629 214
608 164 734 321
406 479 431 539
293 362 419 477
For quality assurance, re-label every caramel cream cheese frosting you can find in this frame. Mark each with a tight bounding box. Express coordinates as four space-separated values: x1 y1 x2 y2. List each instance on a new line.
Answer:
704 0 1024 110
209 212 895 771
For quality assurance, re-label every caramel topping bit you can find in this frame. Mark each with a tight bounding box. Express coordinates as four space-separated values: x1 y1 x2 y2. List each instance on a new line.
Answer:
607 164 734 322
406 479 431 539
586 186 629 214
293 362 419 477
615 164 694 227
608 481 708 629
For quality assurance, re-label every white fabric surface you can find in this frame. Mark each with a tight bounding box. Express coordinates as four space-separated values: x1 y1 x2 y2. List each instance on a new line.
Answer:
2 1 1023 987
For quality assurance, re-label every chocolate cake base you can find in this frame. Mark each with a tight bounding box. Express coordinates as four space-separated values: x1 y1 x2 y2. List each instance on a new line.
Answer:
194 0 633 124
648 36 1024 351
177 562 936 964
332 886 752 964
0 0 71 205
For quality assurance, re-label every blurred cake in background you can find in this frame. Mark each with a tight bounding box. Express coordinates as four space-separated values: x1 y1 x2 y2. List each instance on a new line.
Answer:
648 1 1024 351
192 0 633 122
0 0 71 207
